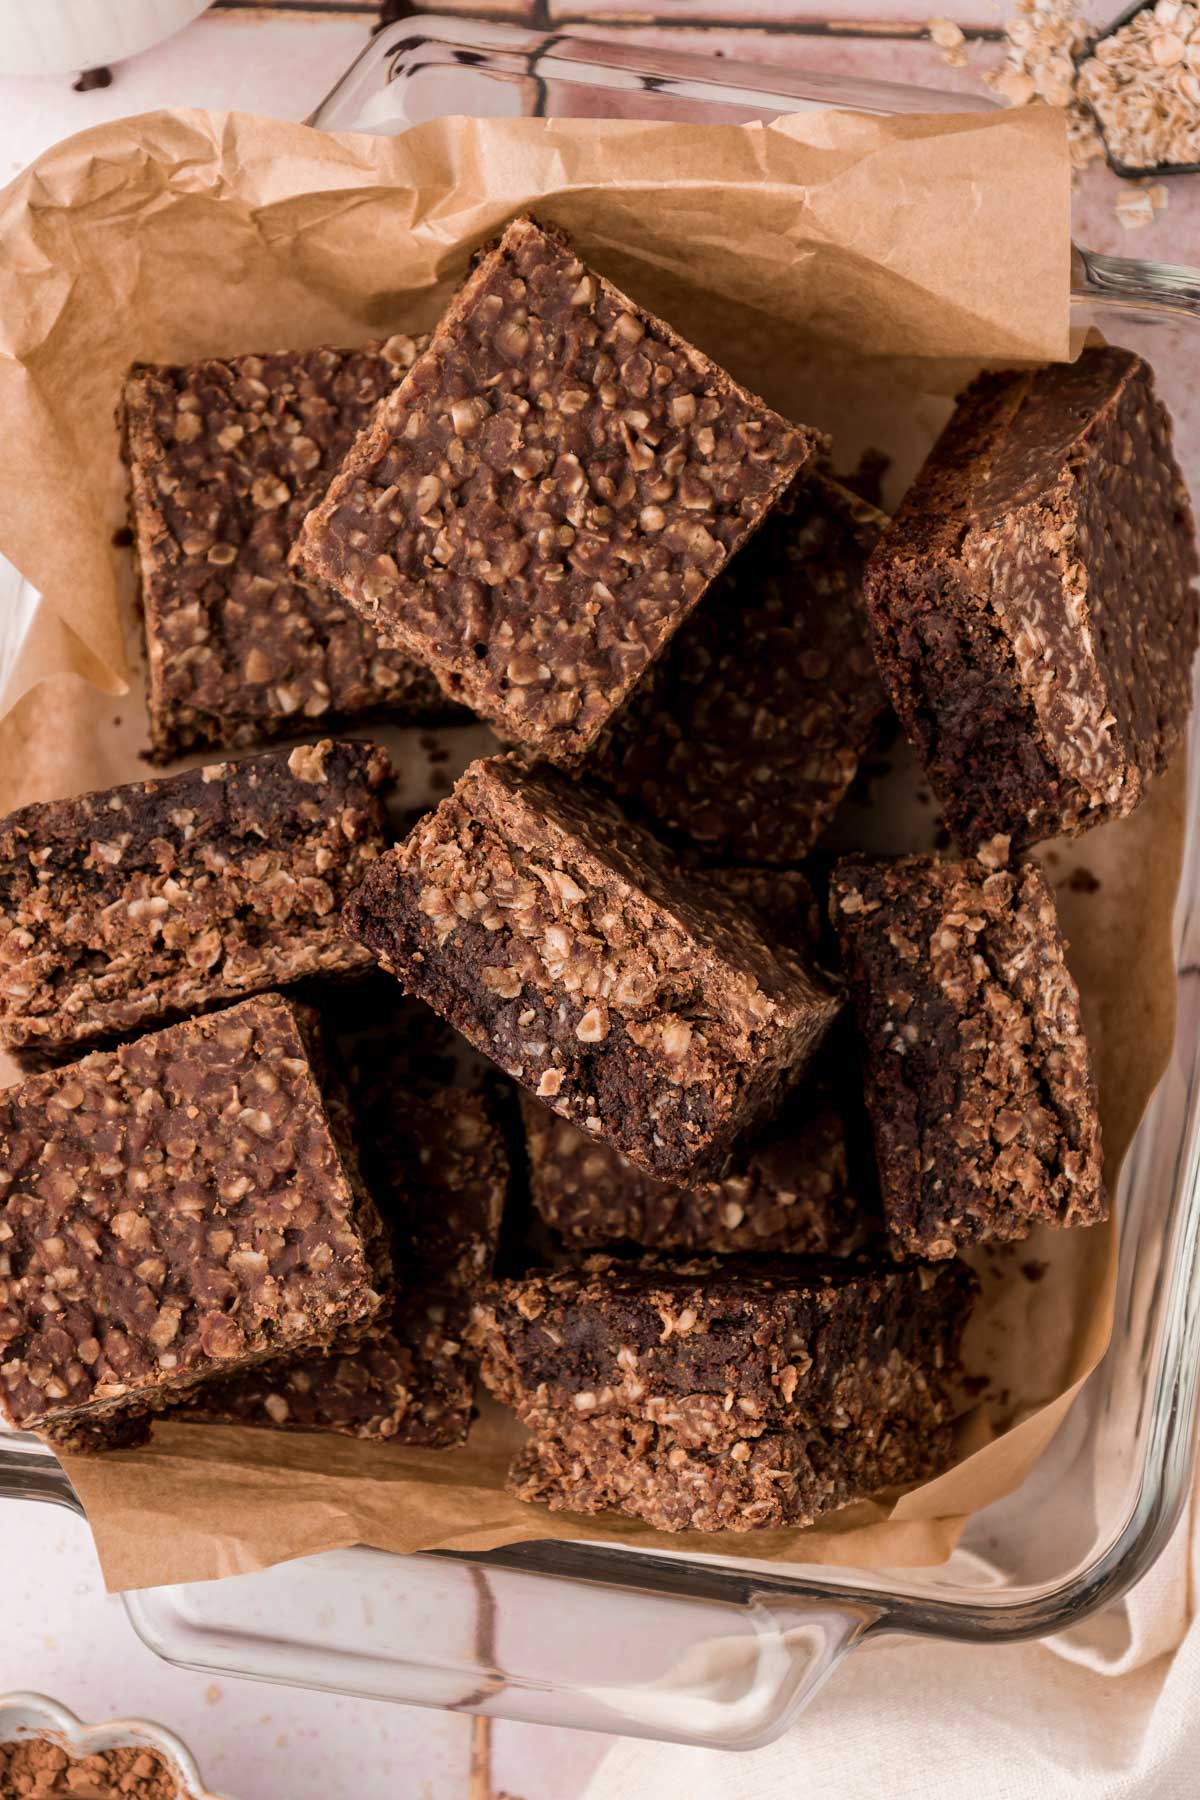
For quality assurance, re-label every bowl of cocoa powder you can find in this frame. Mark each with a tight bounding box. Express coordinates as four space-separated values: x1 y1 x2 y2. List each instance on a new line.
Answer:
0 1693 230 1800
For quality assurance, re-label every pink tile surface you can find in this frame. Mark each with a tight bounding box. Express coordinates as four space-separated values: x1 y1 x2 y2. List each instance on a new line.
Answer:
553 0 1007 24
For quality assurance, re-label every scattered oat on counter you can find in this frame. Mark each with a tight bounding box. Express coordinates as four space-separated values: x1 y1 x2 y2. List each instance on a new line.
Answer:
929 17 968 64
985 0 1106 166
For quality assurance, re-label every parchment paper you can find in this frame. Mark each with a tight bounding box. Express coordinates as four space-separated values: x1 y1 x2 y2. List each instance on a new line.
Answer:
0 102 1180 1594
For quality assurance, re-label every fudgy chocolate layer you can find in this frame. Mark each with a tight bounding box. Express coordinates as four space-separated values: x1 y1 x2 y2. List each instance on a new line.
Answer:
0 740 391 1062
472 1253 974 1429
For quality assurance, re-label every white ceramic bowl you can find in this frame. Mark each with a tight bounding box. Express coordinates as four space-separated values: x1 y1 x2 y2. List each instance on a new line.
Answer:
0 1692 231 1800
0 0 211 76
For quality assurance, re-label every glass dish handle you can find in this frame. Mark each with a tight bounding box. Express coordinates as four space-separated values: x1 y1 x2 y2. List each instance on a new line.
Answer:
126 1539 881 1746
0 1434 78 1512
1073 245 1200 314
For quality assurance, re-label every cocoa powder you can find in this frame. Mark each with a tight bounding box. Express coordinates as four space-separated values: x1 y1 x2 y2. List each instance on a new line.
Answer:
0 1735 182 1798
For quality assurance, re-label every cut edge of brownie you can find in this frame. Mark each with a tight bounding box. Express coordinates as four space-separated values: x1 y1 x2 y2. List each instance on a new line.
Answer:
864 348 1198 852
471 1252 976 1435
831 854 1106 1257
0 740 392 1064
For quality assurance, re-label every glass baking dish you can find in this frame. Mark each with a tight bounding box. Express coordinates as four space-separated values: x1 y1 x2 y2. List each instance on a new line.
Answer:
3 14 1200 1752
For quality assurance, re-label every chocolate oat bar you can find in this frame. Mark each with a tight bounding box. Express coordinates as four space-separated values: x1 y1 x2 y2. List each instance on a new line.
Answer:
831 855 1106 1258
123 337 452 760
474 1254 970 1442
508 1408 951 1534
180 1087 509 1446
0 740 391 1064
864 348 1199 851
473 1254 974 1531
521 1078 875 1257
0 995 388 1444
344 755 840 1180
292 217 821 767
596 473 889 863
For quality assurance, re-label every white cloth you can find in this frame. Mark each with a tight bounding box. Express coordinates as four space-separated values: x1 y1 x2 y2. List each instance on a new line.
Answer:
585 1480 1198 1799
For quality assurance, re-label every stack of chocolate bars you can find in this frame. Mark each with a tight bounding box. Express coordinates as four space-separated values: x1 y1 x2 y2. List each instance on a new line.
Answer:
1 215 1195 1534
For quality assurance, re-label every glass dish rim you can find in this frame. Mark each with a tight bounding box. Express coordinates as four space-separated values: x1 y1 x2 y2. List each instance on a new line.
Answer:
1 20 1198 1666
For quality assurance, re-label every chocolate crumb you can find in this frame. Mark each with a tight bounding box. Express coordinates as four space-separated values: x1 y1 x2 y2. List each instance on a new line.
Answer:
72 65 112 92
1066 867 1101 894
111 524 133 548
1020 1259 1049 1283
